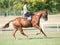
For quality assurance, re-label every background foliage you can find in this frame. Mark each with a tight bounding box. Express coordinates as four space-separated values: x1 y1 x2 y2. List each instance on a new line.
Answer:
0 0 60 16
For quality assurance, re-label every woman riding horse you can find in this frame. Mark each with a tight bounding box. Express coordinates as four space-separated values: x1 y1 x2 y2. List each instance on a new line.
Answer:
0 10 48 40
22 1 32 20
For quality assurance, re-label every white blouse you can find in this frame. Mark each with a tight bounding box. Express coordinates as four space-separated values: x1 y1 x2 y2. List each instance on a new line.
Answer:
23 4 28 14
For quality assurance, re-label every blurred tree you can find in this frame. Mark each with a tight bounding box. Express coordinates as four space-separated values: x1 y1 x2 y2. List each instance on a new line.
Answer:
56 0 60 11
0 0 60 16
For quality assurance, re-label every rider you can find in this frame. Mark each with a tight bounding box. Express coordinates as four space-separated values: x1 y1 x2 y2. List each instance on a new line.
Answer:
22 1 28 18
22 1 32 20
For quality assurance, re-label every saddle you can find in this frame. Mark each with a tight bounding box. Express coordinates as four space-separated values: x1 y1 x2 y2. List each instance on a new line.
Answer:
25 11 33 17
25 11 33 20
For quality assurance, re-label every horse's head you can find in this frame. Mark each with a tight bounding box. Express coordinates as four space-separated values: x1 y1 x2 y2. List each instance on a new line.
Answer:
41 10 48 21
33 10 48 21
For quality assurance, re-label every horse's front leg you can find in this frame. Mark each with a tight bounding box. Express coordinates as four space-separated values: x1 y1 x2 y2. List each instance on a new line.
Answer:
33 24 47 37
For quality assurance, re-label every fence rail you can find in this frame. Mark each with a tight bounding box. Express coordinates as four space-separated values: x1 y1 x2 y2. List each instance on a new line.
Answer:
41 23 60 32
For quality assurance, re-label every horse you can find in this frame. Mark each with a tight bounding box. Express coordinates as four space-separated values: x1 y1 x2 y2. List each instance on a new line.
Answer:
0 10 48 40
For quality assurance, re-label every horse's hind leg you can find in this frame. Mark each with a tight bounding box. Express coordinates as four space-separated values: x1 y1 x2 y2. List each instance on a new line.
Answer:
34 25 47 37
12 28 17 40
19 27 28 38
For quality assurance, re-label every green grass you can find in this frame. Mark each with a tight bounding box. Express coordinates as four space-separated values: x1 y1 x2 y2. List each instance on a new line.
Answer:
0 31 60 45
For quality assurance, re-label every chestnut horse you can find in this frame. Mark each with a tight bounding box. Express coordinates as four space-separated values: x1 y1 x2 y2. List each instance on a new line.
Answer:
1 10 48 39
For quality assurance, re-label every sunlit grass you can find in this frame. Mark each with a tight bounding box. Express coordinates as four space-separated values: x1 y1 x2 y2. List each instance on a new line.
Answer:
0 30 60 45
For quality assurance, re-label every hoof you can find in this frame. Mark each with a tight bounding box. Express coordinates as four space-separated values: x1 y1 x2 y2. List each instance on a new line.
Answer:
26 35 28 38
36 33 40 35
13 38 17 40
44 35 47 38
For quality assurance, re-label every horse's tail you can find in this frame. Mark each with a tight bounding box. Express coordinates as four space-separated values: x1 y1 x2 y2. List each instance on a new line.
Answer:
1 20 13 29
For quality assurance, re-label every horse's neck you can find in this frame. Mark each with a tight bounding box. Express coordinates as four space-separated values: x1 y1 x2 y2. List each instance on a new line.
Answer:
35 12 41 18
32 11 42 22
32 14 41 23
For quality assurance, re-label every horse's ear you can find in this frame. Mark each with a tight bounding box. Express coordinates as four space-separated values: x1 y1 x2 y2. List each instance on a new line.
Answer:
43 9 48 21
44 9 47 13
45 9 48 15
46 10 48 21
46 10 47 14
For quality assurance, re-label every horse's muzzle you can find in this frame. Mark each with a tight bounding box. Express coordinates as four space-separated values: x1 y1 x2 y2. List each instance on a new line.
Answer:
44 18 48 21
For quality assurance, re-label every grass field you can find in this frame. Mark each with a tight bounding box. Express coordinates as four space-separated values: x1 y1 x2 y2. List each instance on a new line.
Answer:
0 15 60 45
0 30 60 45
